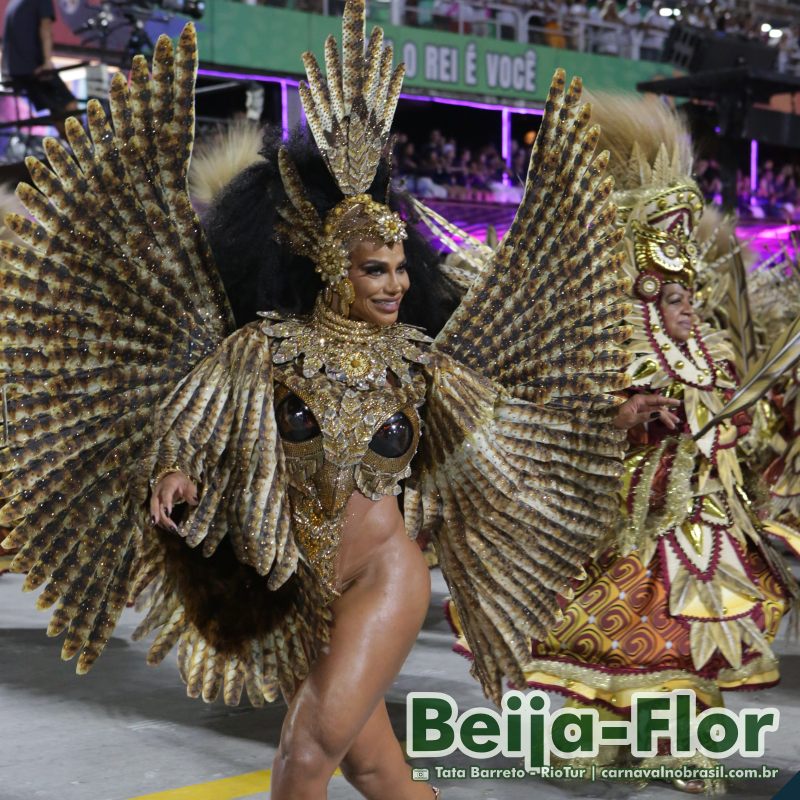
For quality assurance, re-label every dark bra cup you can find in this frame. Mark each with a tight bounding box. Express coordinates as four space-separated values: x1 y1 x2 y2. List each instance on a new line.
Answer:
369 411 413 459
275 392 321 443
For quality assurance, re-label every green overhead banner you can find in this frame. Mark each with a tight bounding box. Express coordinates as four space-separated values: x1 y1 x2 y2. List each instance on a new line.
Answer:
197 2 677 104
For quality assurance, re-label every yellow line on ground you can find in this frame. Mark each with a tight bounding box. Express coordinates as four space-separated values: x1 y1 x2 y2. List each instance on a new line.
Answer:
127 770 271 800
127 768 344 800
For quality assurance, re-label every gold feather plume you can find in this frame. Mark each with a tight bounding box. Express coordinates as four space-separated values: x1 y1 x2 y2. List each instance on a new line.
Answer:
695 314 800 439
408 71 632 703
189 121 263 205
722 238 759 376
586 92 693 193
299 0 404 195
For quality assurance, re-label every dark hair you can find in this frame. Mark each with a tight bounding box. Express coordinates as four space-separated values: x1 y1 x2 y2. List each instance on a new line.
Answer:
204 125 460 337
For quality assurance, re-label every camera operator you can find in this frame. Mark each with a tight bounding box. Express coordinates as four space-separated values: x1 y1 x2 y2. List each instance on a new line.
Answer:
2 0 79 137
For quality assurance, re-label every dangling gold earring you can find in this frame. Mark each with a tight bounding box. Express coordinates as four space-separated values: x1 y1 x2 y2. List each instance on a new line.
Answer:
335 277 355 317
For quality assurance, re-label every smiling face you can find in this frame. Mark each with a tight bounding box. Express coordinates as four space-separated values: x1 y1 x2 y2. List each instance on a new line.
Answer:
659 282 694 342
346 240 409 326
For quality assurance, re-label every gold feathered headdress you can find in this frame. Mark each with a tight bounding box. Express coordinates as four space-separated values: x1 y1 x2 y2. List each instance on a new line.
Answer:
276 0 407 305
590 93 702 298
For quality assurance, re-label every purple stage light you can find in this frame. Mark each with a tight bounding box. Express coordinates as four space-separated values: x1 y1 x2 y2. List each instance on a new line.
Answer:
501 108 511 168
398 91 544 116
280 80 289 140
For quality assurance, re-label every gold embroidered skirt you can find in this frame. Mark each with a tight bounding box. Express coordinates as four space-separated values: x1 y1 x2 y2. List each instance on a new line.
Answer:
450 543 787 714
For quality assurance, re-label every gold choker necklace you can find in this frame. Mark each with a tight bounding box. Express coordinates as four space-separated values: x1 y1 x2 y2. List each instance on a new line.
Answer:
259 298 431 390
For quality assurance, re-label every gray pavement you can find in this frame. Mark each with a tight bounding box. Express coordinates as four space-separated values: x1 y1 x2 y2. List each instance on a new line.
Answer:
1 569 798 800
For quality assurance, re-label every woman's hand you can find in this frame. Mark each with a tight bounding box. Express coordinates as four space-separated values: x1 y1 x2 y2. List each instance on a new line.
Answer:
613 393 682 431
150 471 198 531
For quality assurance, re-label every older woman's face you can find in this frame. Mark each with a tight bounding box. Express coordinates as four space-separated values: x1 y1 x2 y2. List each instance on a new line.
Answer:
347 240 409 326
659 282 694 342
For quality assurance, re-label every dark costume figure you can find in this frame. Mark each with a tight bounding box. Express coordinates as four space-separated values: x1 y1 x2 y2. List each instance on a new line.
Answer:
1 0 77 131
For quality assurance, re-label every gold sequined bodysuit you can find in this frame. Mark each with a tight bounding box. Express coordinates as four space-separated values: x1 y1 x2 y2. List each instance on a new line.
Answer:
265 299 429 595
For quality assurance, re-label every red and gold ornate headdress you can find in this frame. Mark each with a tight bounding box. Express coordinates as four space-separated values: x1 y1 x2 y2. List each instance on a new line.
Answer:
615 144 703 300
589 94 730 393
588 93 702 301
276 0 407 309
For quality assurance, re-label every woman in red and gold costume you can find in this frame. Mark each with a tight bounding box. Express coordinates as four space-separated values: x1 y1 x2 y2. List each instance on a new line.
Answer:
516 97 798 792
515 97 795 793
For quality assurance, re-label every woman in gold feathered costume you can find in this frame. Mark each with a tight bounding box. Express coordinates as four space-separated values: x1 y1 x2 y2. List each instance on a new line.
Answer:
520 96 797 794
0 1 635 797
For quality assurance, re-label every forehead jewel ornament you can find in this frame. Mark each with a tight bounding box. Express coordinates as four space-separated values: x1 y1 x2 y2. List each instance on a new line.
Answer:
612 142 703 299
276 0 407 292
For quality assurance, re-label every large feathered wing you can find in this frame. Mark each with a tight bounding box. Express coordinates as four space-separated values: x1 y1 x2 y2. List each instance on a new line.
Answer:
132 324 327 705
0 26 309 704
406 71 632 703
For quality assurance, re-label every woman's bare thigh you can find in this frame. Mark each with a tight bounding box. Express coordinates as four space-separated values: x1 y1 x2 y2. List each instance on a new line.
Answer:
279 526 431 764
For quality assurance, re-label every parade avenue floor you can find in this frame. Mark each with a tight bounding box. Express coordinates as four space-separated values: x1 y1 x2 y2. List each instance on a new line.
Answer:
1 568 798 800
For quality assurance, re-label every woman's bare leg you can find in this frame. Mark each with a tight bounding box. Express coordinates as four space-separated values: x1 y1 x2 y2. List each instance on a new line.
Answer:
341 699 432 799
270 529 433 800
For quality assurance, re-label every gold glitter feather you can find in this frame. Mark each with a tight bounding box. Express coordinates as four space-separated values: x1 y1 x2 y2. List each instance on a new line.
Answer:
299 0 404 195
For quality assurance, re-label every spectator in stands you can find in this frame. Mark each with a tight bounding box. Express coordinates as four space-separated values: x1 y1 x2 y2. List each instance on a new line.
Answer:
777 25 799 74
594 0 623 56
416 143 451 198
394 135 413 169
394 138 419 189
640 0 672 60
567 0 589 50
526 0 548 45
739 12 759 40
1 0 78 138
757 159 776 204
544 0 569 48
619 0 643 59
683 2 702 28
736 169 751 214
755 159 784 217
